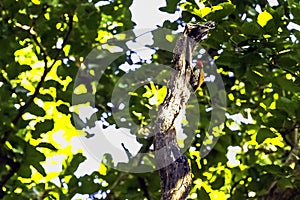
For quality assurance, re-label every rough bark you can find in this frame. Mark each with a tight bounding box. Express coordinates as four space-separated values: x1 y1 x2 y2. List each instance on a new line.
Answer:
154 22 215 200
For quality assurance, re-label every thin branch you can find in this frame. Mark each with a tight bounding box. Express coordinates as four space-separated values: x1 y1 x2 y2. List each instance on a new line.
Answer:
268 62 299 78
0 70 14 93
0 156 21 198
108 172 127 191
51 13 74 66
30 30 49 60
138 176 151 200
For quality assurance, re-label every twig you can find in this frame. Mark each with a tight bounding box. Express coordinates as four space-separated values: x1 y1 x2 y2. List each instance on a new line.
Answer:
0 156 21 198
138 176 151 200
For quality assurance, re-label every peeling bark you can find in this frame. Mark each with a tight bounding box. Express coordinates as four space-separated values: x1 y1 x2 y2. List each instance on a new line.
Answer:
154 22 215 200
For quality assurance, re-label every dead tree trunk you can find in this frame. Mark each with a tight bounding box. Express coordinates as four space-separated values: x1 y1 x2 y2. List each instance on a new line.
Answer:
154 22 215 200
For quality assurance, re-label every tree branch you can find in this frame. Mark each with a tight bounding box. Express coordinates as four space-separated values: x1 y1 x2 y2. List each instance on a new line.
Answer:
138 176 151 200
0 156 20 198
154 22 215 200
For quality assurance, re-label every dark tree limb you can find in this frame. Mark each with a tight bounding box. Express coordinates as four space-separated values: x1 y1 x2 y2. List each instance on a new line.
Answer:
0 156 20 198
154 22 215 200
138 176 151 200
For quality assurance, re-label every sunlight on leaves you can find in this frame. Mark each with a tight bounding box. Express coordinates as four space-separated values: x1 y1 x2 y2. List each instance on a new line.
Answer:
99 163 107 175
31 0 40 5
257 11 273 27
74 84 88 95
143 82 167 106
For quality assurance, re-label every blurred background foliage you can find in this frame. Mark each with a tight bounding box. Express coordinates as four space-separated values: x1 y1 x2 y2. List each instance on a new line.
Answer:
0 0 299 199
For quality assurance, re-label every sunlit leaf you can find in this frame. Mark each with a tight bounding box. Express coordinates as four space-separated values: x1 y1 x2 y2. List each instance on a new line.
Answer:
257 11 273 27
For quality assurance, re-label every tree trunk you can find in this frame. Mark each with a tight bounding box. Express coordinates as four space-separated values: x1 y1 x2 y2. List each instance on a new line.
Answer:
154 22 215 200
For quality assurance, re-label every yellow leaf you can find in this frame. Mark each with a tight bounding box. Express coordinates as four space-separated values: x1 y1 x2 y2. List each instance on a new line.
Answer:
157 86 167 105
44 12 50 20
31 0 40 5
165 34 174 42
199 7 212 17
74 84 87 94
99 163 107 175
257 11 273 27
212 5 223 11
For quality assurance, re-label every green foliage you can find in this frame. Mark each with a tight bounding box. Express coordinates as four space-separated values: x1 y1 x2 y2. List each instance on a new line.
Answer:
63 153 86 176
0 0 299 199
256 128 277 144
178 0 300 199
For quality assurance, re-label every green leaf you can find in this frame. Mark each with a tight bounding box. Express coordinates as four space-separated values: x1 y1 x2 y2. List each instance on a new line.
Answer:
27 103 46 117
17 164 32 178
215 51 240 67
43 80 62 89
6 63 31 79
36 142 57 151
75 175 101 194
67 176 79 197
32 119 54 139
242 53 265 66
56 104 70 115
57 64 78 80
241 22 263 37
24 144 46 176
266 110 291 129
277 76 299 93
197 188 210 200
256 128 277 143
259 164 283 174
207 2 236 21
63 153 86 175
277 178 294 189
57 83 73 103
211 176 225 189
159 0 180 13
37 93 53 101
291 5 300 21
277 97 295 117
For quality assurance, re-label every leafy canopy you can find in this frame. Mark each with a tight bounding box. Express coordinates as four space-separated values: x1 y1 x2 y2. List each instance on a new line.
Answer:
0 0 299 199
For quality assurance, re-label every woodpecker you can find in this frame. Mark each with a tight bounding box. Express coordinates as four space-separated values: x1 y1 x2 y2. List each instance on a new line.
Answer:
190 60 205 91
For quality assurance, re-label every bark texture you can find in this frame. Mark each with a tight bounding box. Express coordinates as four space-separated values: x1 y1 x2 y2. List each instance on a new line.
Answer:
154 22 215 200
